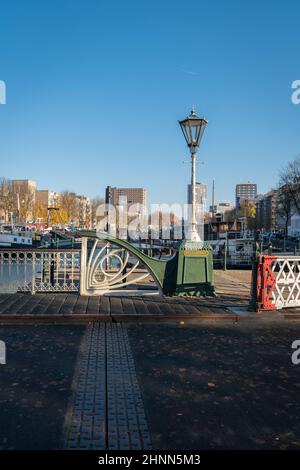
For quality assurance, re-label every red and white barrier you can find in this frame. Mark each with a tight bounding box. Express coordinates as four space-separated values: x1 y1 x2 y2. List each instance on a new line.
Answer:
255 255 300 311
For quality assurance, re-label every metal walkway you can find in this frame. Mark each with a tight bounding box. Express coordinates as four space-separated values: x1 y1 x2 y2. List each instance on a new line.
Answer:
66 323 152 450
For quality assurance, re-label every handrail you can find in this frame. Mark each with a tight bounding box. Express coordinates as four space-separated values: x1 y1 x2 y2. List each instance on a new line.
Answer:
78 230 178 293
0 247 80 253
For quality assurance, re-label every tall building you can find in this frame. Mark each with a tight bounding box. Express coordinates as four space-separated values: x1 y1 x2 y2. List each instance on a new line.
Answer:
36 189 51 209
256 190 278 232
105 186 147 209
187 182 207 207
12 179 37 204
12 179 37 193
235 182 257 208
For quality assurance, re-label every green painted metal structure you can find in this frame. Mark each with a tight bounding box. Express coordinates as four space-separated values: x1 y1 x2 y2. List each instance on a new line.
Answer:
79 230 214 297
174 240 215 296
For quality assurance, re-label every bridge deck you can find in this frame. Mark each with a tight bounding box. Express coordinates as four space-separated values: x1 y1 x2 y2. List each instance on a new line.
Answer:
0 292 240 321
0 270 282 321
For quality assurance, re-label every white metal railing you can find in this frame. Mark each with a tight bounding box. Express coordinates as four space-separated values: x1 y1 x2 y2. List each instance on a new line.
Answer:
0 238 181 296
213 253 253 267
229 253 252 265
0 243 153 295
0 249 80 293
255 255 300 310
271 256 300 309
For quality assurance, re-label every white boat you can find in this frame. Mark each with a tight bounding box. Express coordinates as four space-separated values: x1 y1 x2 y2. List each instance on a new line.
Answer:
0 225 32 247
208 231 254 265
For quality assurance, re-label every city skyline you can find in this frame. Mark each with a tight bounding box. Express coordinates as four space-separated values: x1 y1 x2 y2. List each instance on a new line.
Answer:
0 1 299 206
0 174 259 209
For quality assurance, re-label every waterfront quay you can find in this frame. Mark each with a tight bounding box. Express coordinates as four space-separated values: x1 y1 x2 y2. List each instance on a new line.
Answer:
1 271 300 450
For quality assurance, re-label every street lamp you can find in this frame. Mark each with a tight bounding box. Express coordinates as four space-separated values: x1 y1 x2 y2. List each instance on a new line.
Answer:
179 106 207 242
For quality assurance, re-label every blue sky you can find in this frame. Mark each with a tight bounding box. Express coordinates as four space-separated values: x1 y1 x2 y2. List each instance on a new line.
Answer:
0 0 300 206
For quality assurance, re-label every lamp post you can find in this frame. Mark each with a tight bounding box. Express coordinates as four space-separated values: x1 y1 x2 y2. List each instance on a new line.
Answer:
179 107 207 242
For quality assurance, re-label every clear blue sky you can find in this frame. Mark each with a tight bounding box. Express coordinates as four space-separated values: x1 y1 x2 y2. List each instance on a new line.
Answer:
0 0 300 207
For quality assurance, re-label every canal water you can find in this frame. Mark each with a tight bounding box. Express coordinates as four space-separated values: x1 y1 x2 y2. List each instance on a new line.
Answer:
0 264 35 293
0 256 81 293
0 249 120 293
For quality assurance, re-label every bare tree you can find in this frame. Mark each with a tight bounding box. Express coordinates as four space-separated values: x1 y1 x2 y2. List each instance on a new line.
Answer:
0 178 16 223
279 156 300 214
237 200 256 230
18 187 35 223
277 185 293 235
59 191 79 224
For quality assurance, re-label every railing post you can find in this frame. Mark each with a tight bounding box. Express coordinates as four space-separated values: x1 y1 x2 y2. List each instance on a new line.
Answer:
80 237 88 295
249 241 260 311
50 253 55 287
223 241 227 271
106 242 110 271
31 252 36 295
